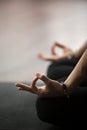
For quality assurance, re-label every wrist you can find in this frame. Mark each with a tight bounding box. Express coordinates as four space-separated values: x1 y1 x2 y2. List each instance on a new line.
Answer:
61 82 70 98
64 79 80 94
67 51 75 60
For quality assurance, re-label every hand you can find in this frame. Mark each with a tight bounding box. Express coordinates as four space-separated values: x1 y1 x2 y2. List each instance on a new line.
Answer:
38 42 73 61
16 73 64 97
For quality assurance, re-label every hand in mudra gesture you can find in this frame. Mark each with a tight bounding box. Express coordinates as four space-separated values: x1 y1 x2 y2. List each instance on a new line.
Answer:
38 42 73 61
16 73 64 97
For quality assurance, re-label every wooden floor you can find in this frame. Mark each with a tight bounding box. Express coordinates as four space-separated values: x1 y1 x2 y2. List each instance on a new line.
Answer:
0 0 87 82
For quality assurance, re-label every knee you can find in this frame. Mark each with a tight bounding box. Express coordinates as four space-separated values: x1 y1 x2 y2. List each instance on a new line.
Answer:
36 98 50 122
35 97 66 124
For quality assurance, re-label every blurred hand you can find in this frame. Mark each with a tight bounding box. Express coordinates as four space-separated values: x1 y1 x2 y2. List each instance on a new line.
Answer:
38 42 73 61
16 73 64 97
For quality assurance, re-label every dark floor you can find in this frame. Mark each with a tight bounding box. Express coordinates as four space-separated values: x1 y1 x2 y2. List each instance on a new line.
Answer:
0 82 63 130
0 83 87 130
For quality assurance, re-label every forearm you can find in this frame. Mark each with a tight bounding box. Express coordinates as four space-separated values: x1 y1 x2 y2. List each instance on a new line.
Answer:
73 41 87 59
64 49 87 93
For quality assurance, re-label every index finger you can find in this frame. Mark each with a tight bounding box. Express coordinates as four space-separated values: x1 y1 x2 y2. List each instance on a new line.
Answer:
55 42 67 49
31 76 38 89
15 82 34 93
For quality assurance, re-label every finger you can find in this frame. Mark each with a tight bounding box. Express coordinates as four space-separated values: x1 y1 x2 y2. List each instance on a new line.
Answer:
38 53 45 58
37 53 47 60
55 42 67 49
31 76 38 88
37 53 43 58
51 42 57 55
15 82 34 93
51 48 57 55
36 73 50 84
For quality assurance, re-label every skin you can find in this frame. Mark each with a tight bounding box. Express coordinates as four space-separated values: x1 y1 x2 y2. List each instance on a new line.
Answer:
16 49 87 97
65 49 87 92
38 41 87 61
38 41 73 61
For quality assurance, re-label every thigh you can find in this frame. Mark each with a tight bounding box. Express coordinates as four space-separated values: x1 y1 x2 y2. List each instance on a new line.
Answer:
47 65 74 80
47 58 78 68
36 87 87 126
46 58 76 80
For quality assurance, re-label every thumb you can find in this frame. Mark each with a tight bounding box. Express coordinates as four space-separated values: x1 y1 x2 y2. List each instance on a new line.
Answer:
36 73 50 84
